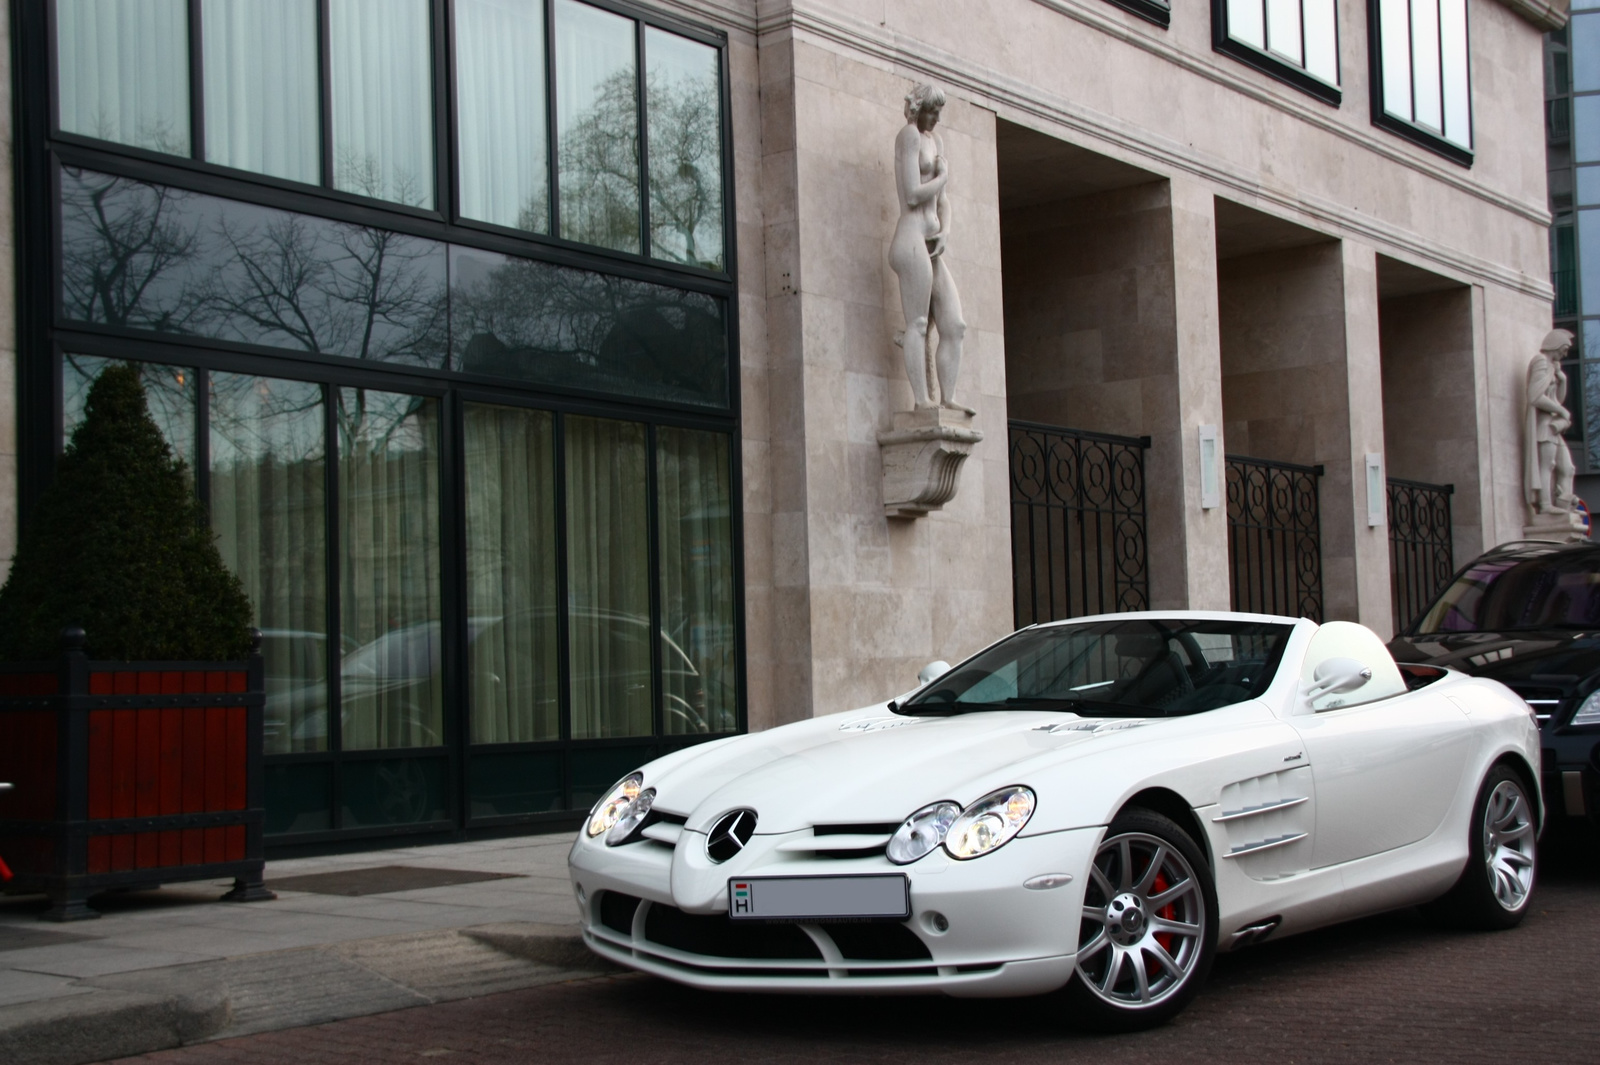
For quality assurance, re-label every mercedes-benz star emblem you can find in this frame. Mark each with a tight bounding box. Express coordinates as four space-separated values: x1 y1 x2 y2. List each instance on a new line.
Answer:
705 808 758 863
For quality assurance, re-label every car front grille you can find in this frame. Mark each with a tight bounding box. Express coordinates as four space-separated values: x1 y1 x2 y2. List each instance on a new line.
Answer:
1502 684 1566 725
592 890 949 979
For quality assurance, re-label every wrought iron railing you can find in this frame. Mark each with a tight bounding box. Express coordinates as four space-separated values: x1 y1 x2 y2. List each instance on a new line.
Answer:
1387 477 1454 634
1226 456 1324 622
1009 422 1149 627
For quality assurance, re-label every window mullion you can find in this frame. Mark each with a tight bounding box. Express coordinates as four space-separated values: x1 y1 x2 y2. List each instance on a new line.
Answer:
319 0 334 188
636 18 651 259
188 0 205 162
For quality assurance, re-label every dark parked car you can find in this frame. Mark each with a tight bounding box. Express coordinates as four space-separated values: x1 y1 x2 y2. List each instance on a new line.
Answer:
1388 539 1600 831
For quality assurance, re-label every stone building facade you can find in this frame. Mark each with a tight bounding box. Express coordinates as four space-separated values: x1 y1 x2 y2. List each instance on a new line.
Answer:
0 0 1567 848
730 0 1564 730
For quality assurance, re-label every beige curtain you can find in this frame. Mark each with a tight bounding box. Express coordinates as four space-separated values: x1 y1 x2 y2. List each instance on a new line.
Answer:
656 427 736 734
328 0 435 207
463 403 559 743
338 388 442 749
209 373 328 755
565 415 651 738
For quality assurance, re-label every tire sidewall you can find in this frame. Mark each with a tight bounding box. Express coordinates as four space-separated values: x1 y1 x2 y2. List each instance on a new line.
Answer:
1063 808 1219 1032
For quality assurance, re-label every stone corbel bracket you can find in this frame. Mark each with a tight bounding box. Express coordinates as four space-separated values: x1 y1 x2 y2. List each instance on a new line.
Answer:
878 409 984 519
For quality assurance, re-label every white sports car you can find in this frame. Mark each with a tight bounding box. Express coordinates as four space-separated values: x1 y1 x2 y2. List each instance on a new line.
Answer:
567 611 1542 1029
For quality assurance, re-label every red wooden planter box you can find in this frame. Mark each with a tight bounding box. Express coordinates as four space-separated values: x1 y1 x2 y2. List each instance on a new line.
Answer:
0 629 273 920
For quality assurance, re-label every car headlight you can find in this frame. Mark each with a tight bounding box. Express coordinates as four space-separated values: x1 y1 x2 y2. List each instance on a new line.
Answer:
606 787 656 846
945 785 1036 860
1574 690 1600 727
586 772 643 838
886 801 961 865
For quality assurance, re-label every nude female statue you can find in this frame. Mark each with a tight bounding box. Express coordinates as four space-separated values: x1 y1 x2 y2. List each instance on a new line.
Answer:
890 83 972 415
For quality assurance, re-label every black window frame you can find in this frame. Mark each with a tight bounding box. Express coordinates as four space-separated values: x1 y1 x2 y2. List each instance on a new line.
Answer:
1211 0 1344 106
1103 0 1171 29
41 0 733 280
1366 0 1475 167
13 0 747 847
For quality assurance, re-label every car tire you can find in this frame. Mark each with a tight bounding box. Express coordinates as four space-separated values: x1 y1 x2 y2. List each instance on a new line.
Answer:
1061 808 1218 1032
1423 764 1538 930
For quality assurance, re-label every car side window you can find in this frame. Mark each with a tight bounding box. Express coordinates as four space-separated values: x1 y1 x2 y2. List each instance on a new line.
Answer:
1298 621 1409 712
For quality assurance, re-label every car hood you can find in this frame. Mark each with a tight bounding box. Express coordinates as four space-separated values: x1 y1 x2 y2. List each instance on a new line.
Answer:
1389 630 1600 693
645 704 1181 835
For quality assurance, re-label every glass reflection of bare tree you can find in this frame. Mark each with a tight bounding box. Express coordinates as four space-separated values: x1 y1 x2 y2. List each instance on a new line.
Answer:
60 172 205 332
558 66 722 268
646 68 722 270
208 212 448 366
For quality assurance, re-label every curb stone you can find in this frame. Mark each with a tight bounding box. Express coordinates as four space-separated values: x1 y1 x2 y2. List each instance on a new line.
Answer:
0 986 230 1065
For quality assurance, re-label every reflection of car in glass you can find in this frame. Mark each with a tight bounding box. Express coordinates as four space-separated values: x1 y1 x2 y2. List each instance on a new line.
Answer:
1389 539 1600 833
572 611 1541 1031
264 611 723 749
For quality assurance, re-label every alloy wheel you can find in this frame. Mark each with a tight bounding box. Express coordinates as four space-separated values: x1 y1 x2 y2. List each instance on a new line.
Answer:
1076 831 1207 1007
1482 779 1535 912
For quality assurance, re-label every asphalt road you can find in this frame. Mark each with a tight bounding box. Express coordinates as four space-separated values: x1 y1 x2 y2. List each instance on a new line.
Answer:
109 829 1600 1065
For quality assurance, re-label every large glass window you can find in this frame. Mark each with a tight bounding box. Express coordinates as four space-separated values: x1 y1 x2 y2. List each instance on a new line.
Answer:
338 388 443 750
646 28 724 270
657 427 737 734
201 0 321 184
464 402 559 743
448 245 728 407
1372 0 1472 157
555 0 640 254
56 0 191 155
329 0 436 208
565 415 652 739
455 0 549 234
49 0 727 266
35 0 740 845
1216 0 1339 96
63 355 197 473
209 373 329 756
60 168 729 408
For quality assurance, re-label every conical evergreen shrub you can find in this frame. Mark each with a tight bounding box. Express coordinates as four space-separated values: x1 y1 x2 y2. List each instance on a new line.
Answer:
0 362 253 661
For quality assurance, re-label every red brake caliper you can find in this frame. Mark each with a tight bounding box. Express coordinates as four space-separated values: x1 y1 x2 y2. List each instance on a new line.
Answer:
1149 870 1175 977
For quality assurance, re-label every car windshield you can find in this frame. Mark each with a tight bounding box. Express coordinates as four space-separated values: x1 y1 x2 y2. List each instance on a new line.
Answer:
1413 552 1600 633
897 619 1294 717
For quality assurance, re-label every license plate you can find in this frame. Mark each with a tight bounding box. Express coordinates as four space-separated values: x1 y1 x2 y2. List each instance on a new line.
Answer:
727 874 910 921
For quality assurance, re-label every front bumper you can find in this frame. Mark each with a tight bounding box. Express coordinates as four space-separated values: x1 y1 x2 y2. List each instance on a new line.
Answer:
568 825 1103 997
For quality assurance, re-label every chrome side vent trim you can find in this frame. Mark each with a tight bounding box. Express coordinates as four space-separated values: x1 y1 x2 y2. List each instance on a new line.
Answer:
1212 795 1310 822
1223 832 1308 858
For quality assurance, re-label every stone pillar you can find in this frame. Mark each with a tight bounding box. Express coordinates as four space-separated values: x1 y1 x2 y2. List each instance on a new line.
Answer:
1335 241 1393 637
1159 177 1231 611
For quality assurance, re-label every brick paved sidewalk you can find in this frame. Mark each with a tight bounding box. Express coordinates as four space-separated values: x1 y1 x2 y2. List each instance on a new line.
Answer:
104 862 1600 1065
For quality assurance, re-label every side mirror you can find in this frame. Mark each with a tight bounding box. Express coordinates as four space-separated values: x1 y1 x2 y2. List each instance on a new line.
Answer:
1305 657 1374 706
918 660 952 685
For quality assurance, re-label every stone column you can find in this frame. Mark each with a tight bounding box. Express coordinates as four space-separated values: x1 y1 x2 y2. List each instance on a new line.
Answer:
1157 177 1231 611
1335 241 1393 637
